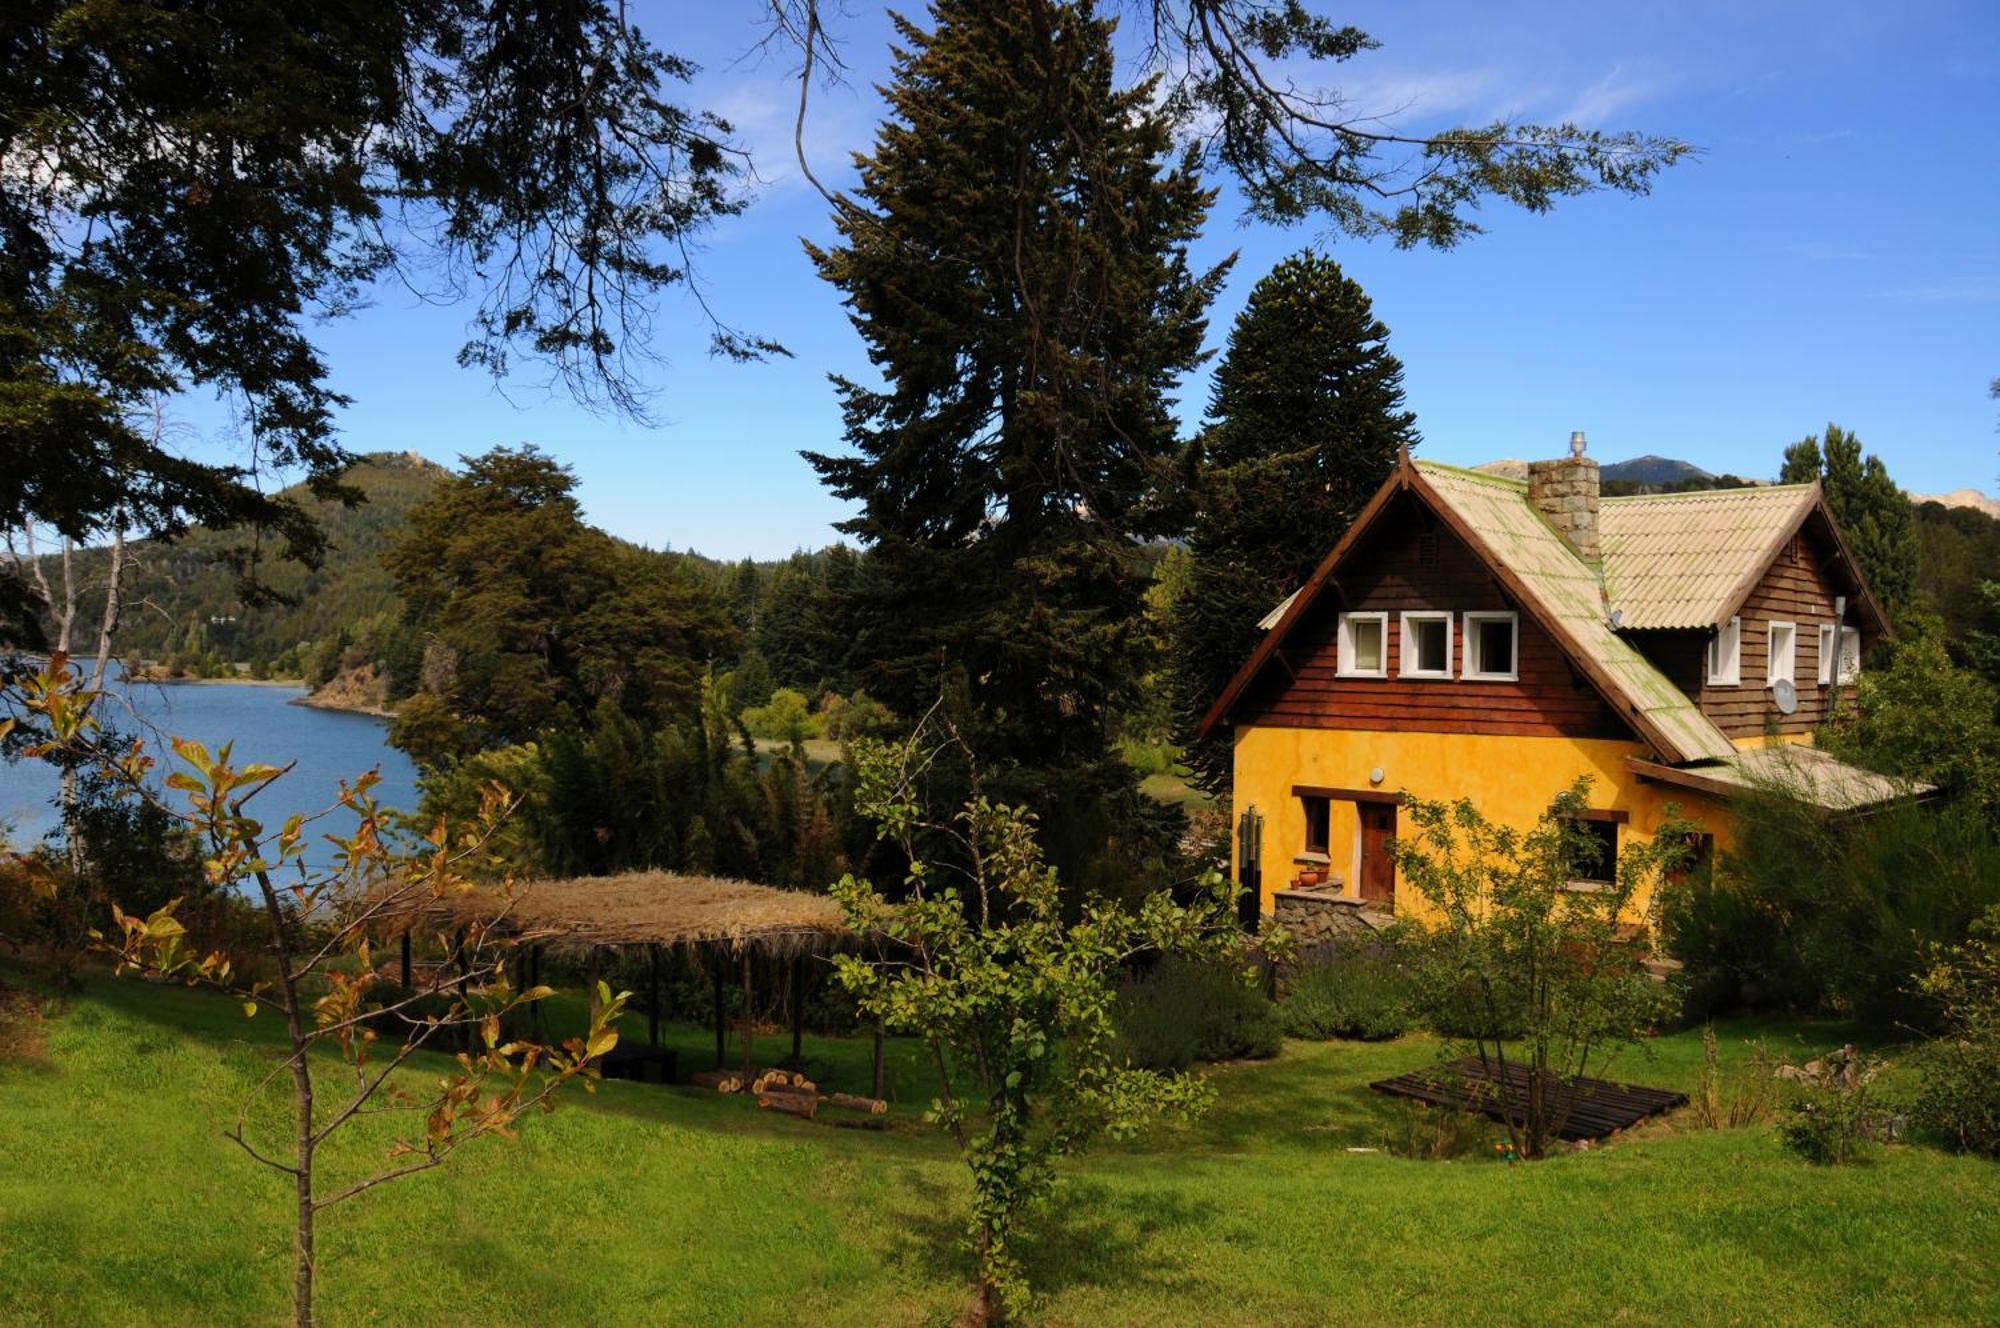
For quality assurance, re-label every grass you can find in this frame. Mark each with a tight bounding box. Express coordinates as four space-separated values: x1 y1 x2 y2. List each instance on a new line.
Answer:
2 961 1995 1327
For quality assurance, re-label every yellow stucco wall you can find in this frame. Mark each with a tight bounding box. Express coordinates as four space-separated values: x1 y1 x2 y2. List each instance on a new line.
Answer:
1231 725 1734 923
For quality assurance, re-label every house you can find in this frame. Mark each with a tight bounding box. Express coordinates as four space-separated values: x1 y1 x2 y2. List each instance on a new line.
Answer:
1197 434 1920 939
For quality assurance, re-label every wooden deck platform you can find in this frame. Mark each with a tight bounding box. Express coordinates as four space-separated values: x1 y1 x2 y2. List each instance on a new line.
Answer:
1369 1056 1687 1140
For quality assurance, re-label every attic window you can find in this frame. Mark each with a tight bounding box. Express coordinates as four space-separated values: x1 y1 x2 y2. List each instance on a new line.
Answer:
1417 532 1440 568
1766 621 1797 687
1817 624 1862 685
1463 612 1519 681
1400 612 1453 679
1706 616 1741 687
1336 612 1388 678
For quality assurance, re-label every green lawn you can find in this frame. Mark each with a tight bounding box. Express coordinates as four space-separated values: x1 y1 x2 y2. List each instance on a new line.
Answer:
2 963 1994 1327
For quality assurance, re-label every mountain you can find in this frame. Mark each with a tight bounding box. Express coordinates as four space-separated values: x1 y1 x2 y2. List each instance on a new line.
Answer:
1910 488 2000 521
1602 455 1713 487
1473 454 1740 491
57 451 448 672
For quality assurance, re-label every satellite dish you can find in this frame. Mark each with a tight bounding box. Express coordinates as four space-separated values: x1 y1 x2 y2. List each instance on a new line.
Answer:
1772 678 1798 714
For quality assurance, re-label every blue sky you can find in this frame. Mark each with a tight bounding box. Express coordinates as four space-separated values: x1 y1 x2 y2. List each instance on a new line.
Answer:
213 0 2000 558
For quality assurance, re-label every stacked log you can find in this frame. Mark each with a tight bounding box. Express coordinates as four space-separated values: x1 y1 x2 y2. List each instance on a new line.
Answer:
691 1069 745 1094
697 1065 890 1120
828 1092 890 1116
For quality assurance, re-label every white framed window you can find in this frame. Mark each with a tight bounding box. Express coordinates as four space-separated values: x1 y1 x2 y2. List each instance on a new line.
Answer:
1817 624 1836 685
1766 621 1796 687
1706 616 1741 686
1839 626 1861 682
1463 611 1519 681
1336 612 1388 677
1399 612 1454 679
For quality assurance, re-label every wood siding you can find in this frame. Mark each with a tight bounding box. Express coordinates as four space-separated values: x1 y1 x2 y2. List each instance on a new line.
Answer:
1679 525 1855 738
1235 494 1631 740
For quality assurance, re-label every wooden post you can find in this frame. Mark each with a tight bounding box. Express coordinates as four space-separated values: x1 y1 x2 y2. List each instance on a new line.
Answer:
399 931 412 991
788 954 805 1071
739 952 755 1077
647 943 662 1049
712 953 726 1070
872 1023 886 1101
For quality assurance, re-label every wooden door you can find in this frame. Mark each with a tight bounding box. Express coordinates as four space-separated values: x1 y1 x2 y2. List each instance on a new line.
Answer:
1357 801 1396 904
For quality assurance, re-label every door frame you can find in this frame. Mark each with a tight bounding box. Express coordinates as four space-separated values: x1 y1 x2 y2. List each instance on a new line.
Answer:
1292 784 1402 906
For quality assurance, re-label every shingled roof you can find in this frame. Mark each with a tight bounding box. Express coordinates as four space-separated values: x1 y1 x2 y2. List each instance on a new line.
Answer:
1414 463 1739 762
1598 485 1818 629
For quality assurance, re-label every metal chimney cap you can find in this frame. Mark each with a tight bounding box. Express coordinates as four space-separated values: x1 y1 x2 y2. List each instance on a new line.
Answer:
1569 430 1588 458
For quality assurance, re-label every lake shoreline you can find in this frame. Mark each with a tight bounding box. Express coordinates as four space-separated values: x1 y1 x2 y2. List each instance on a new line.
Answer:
289 691 396 721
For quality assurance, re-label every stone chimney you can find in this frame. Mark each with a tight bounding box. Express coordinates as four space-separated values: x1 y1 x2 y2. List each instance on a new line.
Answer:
1527 431 1601 563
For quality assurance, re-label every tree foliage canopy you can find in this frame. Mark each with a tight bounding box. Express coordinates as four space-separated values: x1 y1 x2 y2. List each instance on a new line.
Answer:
1780 424 1919 616
2 0 755 636
806 0 1225 803
1169 251 1417 793
384 446 734 762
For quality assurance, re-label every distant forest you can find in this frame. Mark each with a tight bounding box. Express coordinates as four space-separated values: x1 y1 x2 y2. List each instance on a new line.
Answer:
32 448 1999 699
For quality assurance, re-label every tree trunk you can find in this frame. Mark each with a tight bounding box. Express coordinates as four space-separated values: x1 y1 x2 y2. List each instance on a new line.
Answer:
254 867 316 1328
648 943 662 1048
788 955 804 1070
871 1023 886 1100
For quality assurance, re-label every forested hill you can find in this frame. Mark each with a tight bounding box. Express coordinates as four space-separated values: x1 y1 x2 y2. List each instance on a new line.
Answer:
91 452 447 675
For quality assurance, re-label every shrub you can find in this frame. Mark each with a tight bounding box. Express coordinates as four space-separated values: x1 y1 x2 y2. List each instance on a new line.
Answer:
1281 936 1412 1040
1910 906 2000 1156
741 687 822 743
1392 780 1680 1158
1685 1025 1779 1131
1664 791 2000 1027
1116 957 1281 1071
1379 1100 1489 1160
1776 1045 1888 1165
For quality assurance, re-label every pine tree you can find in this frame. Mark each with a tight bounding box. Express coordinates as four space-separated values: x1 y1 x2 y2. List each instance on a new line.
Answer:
1169 252 1418 794
1780 424 1919 616
805 0 1225 852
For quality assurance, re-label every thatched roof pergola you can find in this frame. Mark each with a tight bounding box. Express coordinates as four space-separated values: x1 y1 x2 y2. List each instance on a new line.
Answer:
419 871 859 957
386 871 872 1083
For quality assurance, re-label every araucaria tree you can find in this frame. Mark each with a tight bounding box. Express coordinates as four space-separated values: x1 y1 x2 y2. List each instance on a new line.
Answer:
1168 252 1418 794
1391 779 1684 1159
806 0 1228 884
829 716 1243 1323
1780 424 1919 615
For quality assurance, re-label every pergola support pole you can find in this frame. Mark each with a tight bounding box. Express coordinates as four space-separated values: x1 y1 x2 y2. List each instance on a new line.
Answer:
739 952 755 1077
712 954 726 1070
789 955 804 1071
648 943 662 1049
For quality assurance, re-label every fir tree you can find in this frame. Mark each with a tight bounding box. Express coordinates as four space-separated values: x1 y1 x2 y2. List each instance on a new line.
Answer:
1781 424 1919 616
805 0 1225 879
1169 252 1418 794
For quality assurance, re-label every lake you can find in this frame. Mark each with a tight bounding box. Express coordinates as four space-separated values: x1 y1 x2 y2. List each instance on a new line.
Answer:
1 678 419 873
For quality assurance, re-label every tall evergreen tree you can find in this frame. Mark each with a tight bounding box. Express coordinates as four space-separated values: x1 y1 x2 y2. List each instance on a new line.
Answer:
805 0 1225 877
1780 424 1919 616
384 446 735 762
1169 252 1418 794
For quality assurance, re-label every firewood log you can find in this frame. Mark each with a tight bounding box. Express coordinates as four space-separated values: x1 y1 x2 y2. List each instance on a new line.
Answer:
756 1088 819 1120
827 1092 889 1116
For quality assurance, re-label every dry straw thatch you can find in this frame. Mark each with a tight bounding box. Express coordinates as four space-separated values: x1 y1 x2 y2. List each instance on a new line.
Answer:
409 871 859 957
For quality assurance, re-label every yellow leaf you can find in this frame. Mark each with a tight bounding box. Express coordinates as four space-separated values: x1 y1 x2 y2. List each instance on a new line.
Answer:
586 1029 618 1059
242 1001 258 1018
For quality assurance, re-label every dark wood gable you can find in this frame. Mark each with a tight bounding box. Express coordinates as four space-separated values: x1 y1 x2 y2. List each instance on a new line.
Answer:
1630 511 1869 740
1233 491 1633 741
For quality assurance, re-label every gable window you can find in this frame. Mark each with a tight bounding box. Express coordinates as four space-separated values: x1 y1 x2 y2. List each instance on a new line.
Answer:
1706 616 1741 686
1336 612 1387 677
1766 621 1797 687
1399 612 1453 679
1817 624 1836 685
1839 626 1861 682
1463 611 1518 681
1301 795 1331 856
1819 624 1862 684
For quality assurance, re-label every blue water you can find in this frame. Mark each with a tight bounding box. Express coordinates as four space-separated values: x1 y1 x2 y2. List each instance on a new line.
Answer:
1 678 420 874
